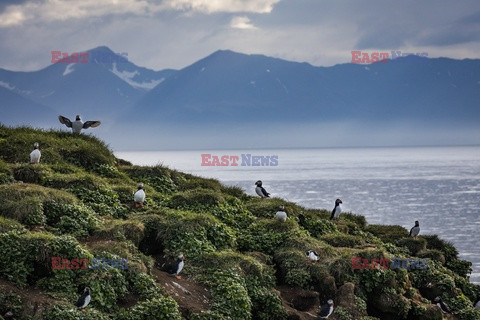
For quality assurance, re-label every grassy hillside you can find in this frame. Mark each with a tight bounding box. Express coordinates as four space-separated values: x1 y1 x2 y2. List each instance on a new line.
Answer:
0 125 479 320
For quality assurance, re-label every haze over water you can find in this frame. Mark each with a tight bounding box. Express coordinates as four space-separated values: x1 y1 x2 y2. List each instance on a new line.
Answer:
116 146 480 284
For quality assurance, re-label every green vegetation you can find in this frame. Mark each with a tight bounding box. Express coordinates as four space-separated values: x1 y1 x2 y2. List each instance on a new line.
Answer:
0 125 479 320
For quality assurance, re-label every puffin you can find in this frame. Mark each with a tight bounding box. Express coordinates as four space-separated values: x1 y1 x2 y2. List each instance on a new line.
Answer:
434 297 451 314
29 142 41 164
330 199 342 220
167 254 185 279
474 297 480 309
306 249 319 262
75 287 91 312
255 180 270 199
409 221 420 239
58 115 101 134
275 205 287 222
133 183 146 208
318 299 334 319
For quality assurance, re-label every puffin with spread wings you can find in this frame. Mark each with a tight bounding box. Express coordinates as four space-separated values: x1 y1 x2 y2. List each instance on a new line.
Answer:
58 115 101 134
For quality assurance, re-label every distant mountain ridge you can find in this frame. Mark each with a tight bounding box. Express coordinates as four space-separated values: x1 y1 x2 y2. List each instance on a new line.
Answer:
0 47 479 149
0 46 176 124
133 50 480 125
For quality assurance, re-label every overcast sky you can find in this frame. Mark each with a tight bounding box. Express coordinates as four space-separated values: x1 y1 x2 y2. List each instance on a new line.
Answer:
1 0 480 72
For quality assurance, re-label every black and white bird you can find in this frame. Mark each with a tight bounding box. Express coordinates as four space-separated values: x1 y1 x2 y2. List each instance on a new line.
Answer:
434 296 451 314
29 142 41 164
167 254 185 279
409 221 420 239
255 180 270 199
134 183 146 208
59 115 101 134
318 299 334 319
330 199 342 220
474 297 480 309
75 287 91 312
275 205 287 222
306 250 319 262
3 311 14 319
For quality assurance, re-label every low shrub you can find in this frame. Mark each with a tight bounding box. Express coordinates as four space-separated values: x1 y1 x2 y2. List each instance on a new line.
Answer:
365 225 409 243
95 219 145 246
397 237 427 256
320 233 366 248
117 296 182 320
179 176 222 192
421 234 458 261
68 186 122 216
190 311 225 320
206 270 252 320
13 164 51 184
137 211 236 258
237 219 302 255
246 198 304 219
120 165 178 194
0 231 87 287
297 211 338 238
42 304 110 320
417 249 445 264
169 188 225 208
341 212 367 229
0 217 26 233
43 201 100 237
446 259 473 278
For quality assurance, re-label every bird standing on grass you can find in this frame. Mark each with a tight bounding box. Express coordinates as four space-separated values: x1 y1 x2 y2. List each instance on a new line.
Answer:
275 205 287 222
409 221 420 239
75 287 91 312
330 199 342 220
168 254 185 279
306 250 319 262
29 142 41 164
434 296 451 313
255 180 270 199
59 115 101 134
318 299 334 319
134 183 146 208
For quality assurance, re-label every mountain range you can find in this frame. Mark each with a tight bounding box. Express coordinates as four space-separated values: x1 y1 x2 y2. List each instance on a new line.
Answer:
0 46 479 149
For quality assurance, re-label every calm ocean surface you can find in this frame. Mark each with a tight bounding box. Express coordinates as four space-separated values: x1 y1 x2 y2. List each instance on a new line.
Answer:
116 146 480 284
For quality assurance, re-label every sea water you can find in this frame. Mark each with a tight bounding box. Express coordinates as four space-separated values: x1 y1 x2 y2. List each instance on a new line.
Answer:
116 146 480 284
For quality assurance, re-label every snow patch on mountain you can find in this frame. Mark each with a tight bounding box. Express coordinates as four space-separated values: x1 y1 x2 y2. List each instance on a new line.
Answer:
0 81 15 90
111 63 163 90
63 64 75 76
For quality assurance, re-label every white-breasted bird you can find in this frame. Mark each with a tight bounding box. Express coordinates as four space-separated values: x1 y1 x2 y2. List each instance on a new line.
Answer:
275 205 287 222
255 180 270 199
330 199 342 220
306 250 319 262
59 115 101 134
474 297 480 309
409 221 420 239
75 287 91 312
318 299 334 318
167 254 185 279
434 296 451 313
29 142 41 164
134 183 146 208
